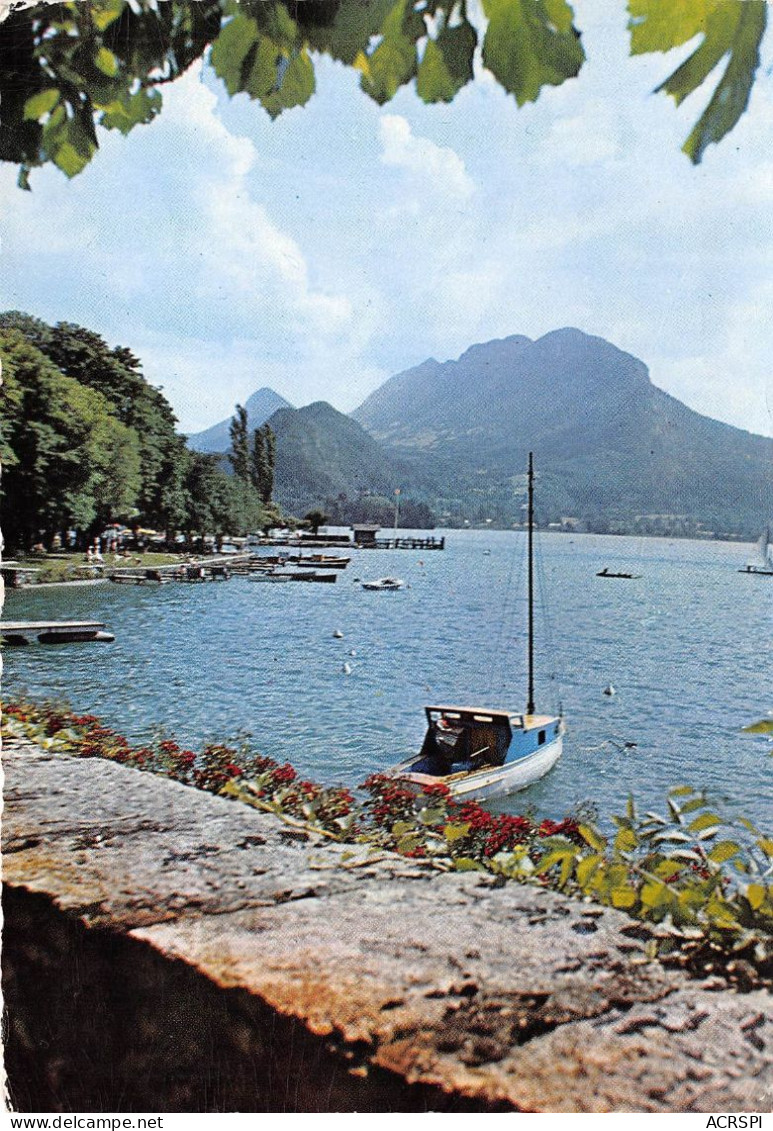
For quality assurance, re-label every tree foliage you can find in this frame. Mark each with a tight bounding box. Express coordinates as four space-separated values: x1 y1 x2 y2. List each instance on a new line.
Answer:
228 403 250 481
304 508 329 535
0 311 275 548
1 0 767 188
0 327 142 546
251 423 276 504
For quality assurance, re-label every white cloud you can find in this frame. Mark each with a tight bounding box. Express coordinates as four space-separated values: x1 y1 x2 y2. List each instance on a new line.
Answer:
379 114 475 199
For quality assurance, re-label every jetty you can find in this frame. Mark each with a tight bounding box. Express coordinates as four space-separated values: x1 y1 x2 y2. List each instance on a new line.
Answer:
1 562 41 588
370 536 445 551
0 620 115 644
109 559 242 585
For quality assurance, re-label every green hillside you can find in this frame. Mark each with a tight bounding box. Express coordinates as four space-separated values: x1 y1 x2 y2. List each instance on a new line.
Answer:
268 401 436 527
353 329 773 535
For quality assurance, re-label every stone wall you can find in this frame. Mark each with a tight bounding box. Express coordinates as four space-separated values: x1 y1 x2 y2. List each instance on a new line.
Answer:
3 742 771 1112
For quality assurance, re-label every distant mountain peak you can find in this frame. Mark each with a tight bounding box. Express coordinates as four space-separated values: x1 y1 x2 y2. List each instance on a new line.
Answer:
188 386 293 453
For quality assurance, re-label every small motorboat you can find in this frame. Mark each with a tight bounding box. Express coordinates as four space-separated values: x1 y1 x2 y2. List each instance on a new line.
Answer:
596 568 641 579
361 577 405 591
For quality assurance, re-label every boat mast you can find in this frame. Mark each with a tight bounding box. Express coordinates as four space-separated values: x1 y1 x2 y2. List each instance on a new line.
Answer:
527 452 535 715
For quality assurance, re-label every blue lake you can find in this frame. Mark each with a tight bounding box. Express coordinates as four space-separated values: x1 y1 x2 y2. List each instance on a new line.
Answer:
3 531 772 827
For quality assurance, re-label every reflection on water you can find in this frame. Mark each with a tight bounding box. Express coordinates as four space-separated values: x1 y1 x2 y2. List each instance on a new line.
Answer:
4 531 772 826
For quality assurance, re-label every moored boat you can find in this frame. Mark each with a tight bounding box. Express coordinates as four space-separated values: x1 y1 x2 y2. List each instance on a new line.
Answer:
361 577 405 590
389 452 563 802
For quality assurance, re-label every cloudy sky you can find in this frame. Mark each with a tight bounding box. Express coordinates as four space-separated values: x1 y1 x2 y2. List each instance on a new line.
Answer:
3 1 773 436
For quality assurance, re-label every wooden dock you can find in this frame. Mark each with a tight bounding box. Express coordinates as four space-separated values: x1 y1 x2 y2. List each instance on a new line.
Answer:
109 559 242 584
0 620 115 645
369 536 445 551
1 563 42 588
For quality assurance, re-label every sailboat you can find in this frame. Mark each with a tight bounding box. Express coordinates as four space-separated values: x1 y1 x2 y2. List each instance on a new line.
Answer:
389 453 564 802
739 527 773 576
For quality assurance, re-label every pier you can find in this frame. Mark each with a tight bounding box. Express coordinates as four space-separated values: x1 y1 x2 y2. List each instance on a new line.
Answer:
109 558 245 585
0 620 115 645
369 536 445 550
1 563 41 588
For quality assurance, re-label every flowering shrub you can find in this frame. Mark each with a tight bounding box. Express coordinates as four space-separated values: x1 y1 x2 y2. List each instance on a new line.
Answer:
3 698 772 981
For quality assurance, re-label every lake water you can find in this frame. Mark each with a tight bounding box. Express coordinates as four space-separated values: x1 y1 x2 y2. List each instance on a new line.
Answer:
3 532 771 827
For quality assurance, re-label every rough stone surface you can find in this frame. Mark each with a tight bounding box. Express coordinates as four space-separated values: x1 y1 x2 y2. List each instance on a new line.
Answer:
3 741 772 1112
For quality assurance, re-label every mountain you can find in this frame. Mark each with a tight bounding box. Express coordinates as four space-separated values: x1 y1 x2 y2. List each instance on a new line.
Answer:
187 387 292 453
353 328 773 535
268 401 435 526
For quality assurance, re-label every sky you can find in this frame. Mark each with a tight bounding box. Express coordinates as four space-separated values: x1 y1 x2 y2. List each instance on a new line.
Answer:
2 1 773 437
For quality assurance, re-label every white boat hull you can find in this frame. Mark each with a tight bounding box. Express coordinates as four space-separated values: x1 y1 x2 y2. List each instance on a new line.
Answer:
394 734 563 803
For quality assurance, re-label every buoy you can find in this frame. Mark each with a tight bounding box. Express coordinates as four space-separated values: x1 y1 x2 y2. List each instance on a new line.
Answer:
603 684 616 697
342 662 352 675
333 629 344 639
349 648 357 656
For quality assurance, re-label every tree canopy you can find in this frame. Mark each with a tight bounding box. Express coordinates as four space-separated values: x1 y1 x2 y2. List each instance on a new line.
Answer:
0 312 278 549
1 0 767 188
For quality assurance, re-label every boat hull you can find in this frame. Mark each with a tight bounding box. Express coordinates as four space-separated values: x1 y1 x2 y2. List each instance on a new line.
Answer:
393 734 563 803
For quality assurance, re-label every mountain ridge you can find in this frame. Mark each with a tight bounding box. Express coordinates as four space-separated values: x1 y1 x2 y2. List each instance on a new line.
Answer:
188 386 292 453
351 328 772 533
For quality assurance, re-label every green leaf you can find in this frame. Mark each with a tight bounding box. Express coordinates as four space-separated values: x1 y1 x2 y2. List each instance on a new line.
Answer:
705 895 740 927
262 50 316 118
689 812 722 833
94 47 119 77
708 840 742 864
392 819 414 838
91 1 125 32
578 823 607 852
443 822 471 843
304 0 398 66
52 139 94 178
745 883 768 911
23 89 61 121
679 796 709 814
481 0 585 107
210 14 260 96
640 880 670 908
742 718 773 734
100 89 162 135
614 826 638 854
357 0 419 104
668 785 695 798
419 806 446 826
396 833 422 854
417 22 477 104
576 853 603 888
756 838 773 858
628 0 767 164
610 883 638 909
538 847 575 879
453 856 485 872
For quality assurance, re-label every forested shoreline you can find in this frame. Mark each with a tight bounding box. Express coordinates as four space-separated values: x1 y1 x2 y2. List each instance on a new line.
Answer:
0 311 277 552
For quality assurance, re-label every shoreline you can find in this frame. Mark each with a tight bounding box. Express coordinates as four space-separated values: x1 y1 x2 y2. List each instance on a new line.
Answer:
6 577 111 591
